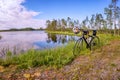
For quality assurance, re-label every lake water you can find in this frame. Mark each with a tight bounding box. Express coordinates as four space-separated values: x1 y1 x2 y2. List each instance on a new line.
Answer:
0 31 79 57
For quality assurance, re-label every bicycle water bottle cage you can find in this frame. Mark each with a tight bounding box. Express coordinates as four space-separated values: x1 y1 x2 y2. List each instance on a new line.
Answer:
93 30 97 36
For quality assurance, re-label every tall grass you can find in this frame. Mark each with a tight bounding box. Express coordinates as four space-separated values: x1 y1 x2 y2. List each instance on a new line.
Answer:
0 42 76 69
0 34 119 69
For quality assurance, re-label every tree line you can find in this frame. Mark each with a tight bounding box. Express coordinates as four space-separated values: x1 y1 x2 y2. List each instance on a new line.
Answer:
46 0 120 35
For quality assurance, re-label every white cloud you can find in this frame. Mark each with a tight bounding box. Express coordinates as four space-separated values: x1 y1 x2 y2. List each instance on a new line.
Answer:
0 0 46 30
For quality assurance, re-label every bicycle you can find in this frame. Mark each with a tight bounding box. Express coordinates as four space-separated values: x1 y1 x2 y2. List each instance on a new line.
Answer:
73 29 100 56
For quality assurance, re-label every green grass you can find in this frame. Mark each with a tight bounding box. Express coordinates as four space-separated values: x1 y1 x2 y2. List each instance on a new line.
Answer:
46 30 81 36
0 33 120 69
0 42 75 69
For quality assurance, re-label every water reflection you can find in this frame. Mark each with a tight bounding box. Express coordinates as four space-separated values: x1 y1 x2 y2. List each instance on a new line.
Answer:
47 33 57 43
47 33 68 44
0 36 1 39
47 33 77 44
0 31 79 57
34 33 76 50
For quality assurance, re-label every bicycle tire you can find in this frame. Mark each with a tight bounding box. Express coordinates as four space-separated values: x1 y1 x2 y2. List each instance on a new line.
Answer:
90 36 100 50
73 38 83 56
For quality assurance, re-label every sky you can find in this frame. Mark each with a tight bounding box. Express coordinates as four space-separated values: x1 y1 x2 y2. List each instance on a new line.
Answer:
0 0 120 30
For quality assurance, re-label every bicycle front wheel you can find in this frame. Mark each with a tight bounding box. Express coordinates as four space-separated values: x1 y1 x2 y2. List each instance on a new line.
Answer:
90 36 100 50
73 38 83 56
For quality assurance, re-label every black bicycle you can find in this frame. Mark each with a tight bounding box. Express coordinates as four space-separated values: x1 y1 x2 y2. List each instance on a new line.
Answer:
73 30 100 56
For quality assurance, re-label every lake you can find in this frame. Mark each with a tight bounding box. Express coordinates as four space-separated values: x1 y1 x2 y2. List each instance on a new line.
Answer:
0 31 79 57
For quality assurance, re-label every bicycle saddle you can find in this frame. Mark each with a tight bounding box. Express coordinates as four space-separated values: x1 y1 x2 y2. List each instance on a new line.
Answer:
83 30 89 35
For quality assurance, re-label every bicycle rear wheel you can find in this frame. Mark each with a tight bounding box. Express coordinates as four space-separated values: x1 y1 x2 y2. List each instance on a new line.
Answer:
90 36 100 50
73 38 83 56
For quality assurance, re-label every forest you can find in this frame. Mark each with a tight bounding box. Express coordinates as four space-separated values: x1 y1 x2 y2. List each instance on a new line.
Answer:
46 0 120 35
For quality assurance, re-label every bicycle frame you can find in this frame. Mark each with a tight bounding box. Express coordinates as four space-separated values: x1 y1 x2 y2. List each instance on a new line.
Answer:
81 35 91 49
73 30 100 56
81 33 97 49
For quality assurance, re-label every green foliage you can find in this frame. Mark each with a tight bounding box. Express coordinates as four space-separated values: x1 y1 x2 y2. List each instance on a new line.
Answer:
1 51 13 67
6 51 12 57
46 17 79 31
45 0 120 35
8 27 35 31
20 27 35 31
22 43 73 68
0 33 119 69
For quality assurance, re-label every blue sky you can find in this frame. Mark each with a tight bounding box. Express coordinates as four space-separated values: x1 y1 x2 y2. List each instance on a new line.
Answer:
23 0 120 21
0 0 120 30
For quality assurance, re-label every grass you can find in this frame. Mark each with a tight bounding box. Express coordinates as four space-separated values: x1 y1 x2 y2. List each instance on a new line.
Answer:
0 33 120 69
46 30 81 36
0 42 75 69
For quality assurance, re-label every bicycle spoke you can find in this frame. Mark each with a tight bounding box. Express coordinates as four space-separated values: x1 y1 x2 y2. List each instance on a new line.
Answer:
90 36 100 51
73 38 83 56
